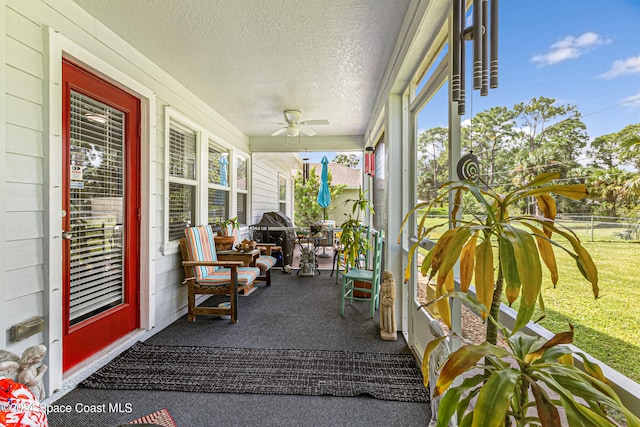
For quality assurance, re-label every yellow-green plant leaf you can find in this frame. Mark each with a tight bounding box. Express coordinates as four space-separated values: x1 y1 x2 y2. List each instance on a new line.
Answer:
403 240 423 283
436 285 452 329
503 224 542 307
499 236 521 305
432 227 472 282
421 335 449 387
471 368 519 427
513 294 536 332
536 194 557 220
522 183 589 201
420 248 433 278
558 353 574 366
441 269 455 293
528 172 561 187
525 325 574 364
475 239 494 319
436 342 509 396
538 292 547 321
460 231 478 292
530 381 562 427
398 199 438 244
521 222 559 287
542 223 599 297
428 228 458 276
577 353 608 383
437 374 485 427
452 186 464 226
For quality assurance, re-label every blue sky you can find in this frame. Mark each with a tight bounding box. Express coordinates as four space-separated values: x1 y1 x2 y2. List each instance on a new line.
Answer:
470 0 640 138
302 0 640 165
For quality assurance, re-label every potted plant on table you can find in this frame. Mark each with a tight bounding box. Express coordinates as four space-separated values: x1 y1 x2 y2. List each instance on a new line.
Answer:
214 216 240 250
401 172 640 426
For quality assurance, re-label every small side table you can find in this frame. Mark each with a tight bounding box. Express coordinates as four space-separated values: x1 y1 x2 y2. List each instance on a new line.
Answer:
217 249 260 295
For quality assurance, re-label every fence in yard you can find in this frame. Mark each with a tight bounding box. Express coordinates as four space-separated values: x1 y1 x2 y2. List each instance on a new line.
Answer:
420 213 639 242
556 215 640 242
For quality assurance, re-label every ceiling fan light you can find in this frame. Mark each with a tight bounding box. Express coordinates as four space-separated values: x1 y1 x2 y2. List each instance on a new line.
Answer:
286 126 300 137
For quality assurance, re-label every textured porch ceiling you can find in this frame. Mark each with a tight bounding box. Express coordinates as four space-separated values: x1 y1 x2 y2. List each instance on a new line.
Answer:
72 0 412 146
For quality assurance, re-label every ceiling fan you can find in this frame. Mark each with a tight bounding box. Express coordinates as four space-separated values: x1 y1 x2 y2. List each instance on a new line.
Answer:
271 110 329 137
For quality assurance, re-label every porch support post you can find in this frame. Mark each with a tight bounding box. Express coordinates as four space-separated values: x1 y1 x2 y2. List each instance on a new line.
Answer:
448 10 463 353
385 93 408 333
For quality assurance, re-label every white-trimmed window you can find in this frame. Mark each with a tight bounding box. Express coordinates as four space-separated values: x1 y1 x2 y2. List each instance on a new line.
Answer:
168 120 198 241
208 141 230 224
278 173 287 215
164 107 250 248
235 154 248 225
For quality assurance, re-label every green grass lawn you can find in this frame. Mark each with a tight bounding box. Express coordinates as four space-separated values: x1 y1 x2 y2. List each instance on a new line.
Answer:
532 241 640 383
415 216 640 383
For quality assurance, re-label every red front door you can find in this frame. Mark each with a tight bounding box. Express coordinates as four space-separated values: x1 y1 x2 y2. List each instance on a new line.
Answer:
61 60 140 371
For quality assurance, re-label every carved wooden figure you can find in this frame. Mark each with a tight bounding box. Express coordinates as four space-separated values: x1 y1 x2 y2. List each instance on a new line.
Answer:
379 270 397 341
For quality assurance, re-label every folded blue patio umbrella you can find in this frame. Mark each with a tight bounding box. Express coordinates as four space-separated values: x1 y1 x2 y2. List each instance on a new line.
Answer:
317 156 331 219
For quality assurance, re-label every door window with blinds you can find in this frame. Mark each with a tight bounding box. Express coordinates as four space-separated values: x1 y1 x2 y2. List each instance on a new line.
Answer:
208 141 230 224
168 121 197 241
68 91 125 325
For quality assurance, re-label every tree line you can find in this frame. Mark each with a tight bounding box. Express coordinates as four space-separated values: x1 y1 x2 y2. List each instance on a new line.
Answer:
418 96 640 217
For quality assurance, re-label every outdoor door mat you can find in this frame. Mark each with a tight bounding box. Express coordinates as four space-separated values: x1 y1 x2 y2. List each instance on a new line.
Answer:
80 342 429 403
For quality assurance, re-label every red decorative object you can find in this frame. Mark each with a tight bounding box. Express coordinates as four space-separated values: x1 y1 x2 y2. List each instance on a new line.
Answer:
126 407 177 426
364 151 375 177
0 378 48 426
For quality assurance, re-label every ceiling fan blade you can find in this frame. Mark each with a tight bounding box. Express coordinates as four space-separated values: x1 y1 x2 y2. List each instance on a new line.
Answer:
300 127 317 136
300 119 329 126
271 127 287 136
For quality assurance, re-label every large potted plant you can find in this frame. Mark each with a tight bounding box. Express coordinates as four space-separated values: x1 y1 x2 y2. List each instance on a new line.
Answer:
401 172 640 426
339 188 374 293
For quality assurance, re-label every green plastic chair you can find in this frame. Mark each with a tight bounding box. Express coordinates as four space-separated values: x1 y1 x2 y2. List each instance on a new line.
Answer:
340 229 384 318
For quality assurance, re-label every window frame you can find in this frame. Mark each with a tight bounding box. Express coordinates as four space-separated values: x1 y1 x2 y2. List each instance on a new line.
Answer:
235 153 249 226
207 140 231 225
163 107 250 253
166 112 201 244
278 173 287 215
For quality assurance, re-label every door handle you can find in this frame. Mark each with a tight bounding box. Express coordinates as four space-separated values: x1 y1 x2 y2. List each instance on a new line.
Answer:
62 231 72 240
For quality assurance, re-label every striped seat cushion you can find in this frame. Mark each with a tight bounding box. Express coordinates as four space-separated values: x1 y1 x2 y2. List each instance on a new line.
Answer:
184 225 219 278
256 255 277 271
197 267 260 287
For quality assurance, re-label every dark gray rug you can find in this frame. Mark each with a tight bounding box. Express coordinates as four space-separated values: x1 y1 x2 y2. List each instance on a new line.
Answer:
79 341 429 403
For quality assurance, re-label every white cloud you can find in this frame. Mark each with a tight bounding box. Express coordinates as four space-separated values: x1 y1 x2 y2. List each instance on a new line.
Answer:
531 32 610 66
599 54 640 79
622 92 640 107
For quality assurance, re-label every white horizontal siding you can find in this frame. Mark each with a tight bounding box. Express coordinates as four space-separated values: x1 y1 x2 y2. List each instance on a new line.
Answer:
6 6 43 52
5 183 43 211
6 123 43 157
251 153 300 224
6 265 43 300
5 37 42 79
6 153 42 184
6 94 43 130
0 0 7 350
7 65 43 103
5 211 43 241
5 239 43 272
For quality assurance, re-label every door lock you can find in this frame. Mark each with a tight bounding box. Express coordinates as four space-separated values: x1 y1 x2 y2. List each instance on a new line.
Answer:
62 231 72 240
